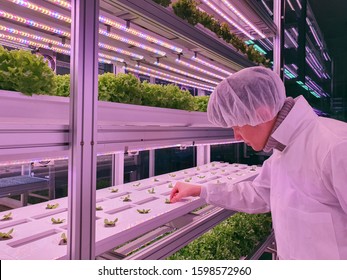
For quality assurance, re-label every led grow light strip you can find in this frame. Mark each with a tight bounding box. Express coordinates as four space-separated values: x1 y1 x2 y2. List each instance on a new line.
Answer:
0 33 70 54
98 43 143 60
261 0 273 16
295 0 302 9
191 56 233 76
0 24 70 48
221 0 266 38
45 0 71 10
306 18 323 48
296 80 320 98
0 10 70 37
136 65 215 89
99 29 166 57
201 0 254 40
154 62 219 85
7 1 171 56
7 0 71 23
287 0 295 11
126 66 214 91
176 58 225 80
285 30 298 48
98 53 124 63
43 0 183 53
323 51 331 62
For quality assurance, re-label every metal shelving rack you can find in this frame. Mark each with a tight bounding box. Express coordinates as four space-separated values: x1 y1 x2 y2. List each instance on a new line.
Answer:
0 0 278 259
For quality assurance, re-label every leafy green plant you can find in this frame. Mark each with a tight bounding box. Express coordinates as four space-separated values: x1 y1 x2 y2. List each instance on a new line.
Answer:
165 198 171 204
98 73 142 105
0 46 56 95
104 218 118 227
59 233 67 245
122 195 131 202
137 209 151 214
54 74 70 97
148 188 155 194
0 228 14 240
152 0 171 7
168 213 272 260
51 217 65 224
171 0 270 67
1 212 12 221
46 203 59 209
193 96 210 112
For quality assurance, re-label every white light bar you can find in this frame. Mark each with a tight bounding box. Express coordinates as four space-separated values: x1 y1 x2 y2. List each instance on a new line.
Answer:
126 66 214 92
154 62 219 85
221 0 266 38
176 58 226 80
136 64 215 90
201 0 254 40
191 55 233 76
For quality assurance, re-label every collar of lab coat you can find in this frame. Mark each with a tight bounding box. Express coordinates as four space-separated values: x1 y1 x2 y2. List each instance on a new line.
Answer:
271 96 318 147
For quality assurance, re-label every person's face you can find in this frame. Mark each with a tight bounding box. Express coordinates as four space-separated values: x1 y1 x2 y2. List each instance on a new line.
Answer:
232 120 275 151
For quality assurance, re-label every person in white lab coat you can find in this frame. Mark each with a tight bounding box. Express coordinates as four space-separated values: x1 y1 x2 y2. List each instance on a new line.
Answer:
170 66 347 259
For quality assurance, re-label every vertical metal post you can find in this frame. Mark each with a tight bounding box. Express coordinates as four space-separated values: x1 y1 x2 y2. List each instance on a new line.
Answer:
197 89 205 96
298 0 307 83
196 145 211 166
111 153 125 186
149 149 155 177
150 76 156 84
273 0 285 79
116 63 125 74
68 0 99 260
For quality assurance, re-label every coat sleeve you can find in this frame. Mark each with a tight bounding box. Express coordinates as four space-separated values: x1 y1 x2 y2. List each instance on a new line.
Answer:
200 156 273 214
322 141 347 214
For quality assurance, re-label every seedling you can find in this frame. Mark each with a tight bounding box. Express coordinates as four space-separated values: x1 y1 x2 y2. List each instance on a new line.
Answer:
59 233 67 245
184 178 192 182
221 169 225 172
210 171 217 175
137 209 150 214
133 182 141 187
184 171 188 174
227 177 234 180
51 217 65 224
148 188 155 194
250 166 257 171
168 183 174 188
96 206 103 211
122 195 131 202
211 163 216 167
236 173 243 176
1 212 12 221
168 173 176 177
216 180 221 184
110 188 118 193
46 203 59 209
234 164 239 167
165 198 171 204
104 218 118 227
153 178 159 182
197 175 205 179
0 228 14 240
196 167 200 171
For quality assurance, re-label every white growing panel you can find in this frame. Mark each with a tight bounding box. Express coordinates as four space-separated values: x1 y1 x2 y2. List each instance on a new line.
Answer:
0 162 259 259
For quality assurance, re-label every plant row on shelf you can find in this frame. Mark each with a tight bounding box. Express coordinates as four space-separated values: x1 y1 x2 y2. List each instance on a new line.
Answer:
0 46 210 112
168 212 272 260
154 0 270 67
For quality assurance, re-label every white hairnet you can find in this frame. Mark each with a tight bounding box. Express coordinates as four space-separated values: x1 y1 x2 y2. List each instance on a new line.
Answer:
207 66 286 127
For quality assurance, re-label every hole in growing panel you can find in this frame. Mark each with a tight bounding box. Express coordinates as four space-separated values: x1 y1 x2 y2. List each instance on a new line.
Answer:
31 208 67 220
105 205 133 215
8 229 60 248
135 197 158 205
0 219 31 230
107 191 131 199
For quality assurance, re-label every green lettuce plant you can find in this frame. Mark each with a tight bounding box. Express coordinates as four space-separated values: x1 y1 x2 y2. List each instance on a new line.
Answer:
1 212 12 221
0 46 56 95
46 203 59 209
53 74 70 97
51 217 65 224
137 209 151 214
104 218 118 227
0 228 14 240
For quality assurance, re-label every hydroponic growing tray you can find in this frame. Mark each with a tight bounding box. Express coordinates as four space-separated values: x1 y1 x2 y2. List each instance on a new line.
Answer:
0 162 259 259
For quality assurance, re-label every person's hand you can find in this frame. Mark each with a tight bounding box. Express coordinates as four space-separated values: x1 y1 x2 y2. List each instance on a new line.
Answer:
170 181 201 203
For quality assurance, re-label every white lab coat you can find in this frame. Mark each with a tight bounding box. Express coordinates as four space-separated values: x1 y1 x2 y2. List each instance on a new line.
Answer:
201 96 347 259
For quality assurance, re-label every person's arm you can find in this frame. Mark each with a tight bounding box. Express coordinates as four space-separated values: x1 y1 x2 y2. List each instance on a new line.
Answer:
322 141 347 214
170 157 273 214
